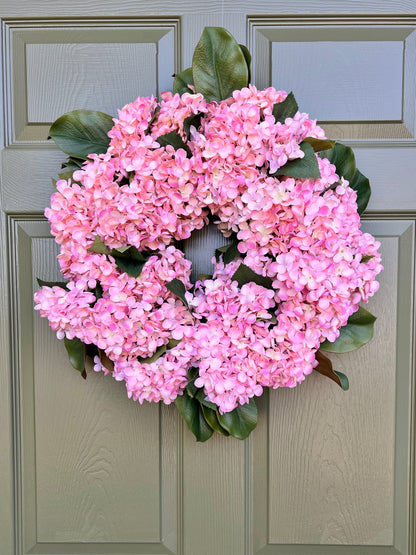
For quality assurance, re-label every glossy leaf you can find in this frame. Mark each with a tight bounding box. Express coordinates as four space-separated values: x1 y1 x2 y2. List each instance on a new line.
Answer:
99 349 114 373
314 350 349 390
195 388 218 410
64 336 86 377
138 338 181 364
173 67 194 95
37 278 68 290
231 263 273 290
303 137 336 152
176 390 214 442
239 43 252 83
112 247 152 278
272 92 298 124
192 27 248 102
88 236 110 255
49 110 113 159
272 141 321 180
156 131 192 158
215 240 241 264
201 405 230 436
185 367 200 398
320 306 376 353
217 398 258 440
183 112 203 141
166 278 192 311
319 142 371 214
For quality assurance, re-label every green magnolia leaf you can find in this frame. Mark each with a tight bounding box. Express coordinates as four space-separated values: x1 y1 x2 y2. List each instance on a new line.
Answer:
49 110 113 159
88 236 110 255
201 404 230 436
64 336 86 377
37 278 68 289
176 390 214 442
272 91 299 124
112 247 152 278
183 112 203 141
196 273 213 282
138 338 181 364
195 389 218 410
349 169 371 214
185 367 200 398
272 141 321 180
156 131 192 158
217 398 258 440
215 240 241 264
361 254 375 263
314 350 349 390
231 263 273 290
319 142 371 214
320 306 376 353
192 27 248 102
239 43 252 83
303 137 336 152
166 278 192 311
173 67 194 95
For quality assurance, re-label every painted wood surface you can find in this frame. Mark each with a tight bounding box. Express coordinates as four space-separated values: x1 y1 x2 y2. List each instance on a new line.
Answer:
1 2 415 555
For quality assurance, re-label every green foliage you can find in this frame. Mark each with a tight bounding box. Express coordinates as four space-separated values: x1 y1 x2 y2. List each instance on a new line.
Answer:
192 27 249 102
217 398 258 439
49 110 113 159
320 306 376 353
37 278 68 289
272 91 298 123
156 131 192 158
272 141 321 180
231 263 273 290
314 350 349 390
319 143 371 214
64 336 86 378
176 390 214 442
173 67 194 95
166 278 192 312
303 137 336 152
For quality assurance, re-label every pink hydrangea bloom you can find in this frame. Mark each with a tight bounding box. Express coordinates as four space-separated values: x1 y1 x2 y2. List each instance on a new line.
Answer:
35 86 382 413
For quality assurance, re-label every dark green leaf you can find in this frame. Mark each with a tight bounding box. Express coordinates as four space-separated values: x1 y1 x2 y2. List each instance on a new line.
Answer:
156 131 192 158
183 112 203 141
195 389 218 410
88 236 110 255
37 278 68 290
272 141 321 180
349 169 371 214
176 390 214 442
320 306 376 353
361 254 375 263
319 142 371 214
185 367 200 397
166 278 192 311
272 92 299 124
196 273 213 282
239 44 252 83
112 248 152 278
215 240 241 264
192 27 248 102
303 137 336 152
173 67 194 95
217 398 258 440
201 404 230 436
138 337 181 364
49 110 113 159
314 350 349 390
231 263 273 290
64 336 86 375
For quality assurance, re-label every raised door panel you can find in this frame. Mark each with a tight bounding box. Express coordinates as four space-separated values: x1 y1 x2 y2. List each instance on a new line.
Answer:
1 4 415 555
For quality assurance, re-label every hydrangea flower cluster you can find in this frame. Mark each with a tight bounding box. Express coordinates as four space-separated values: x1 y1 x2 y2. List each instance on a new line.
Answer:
34 84 382 418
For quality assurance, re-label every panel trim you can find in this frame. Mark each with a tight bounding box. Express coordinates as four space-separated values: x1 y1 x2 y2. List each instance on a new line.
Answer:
1 18 180 145
250 220 415 555
7 215 181 555
247 15 416 145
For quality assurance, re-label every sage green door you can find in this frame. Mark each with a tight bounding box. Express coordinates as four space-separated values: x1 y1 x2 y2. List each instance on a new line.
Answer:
1 2 415 555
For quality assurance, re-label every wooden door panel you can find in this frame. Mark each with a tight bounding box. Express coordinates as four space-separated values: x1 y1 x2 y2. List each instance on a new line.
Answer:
1 4 415 555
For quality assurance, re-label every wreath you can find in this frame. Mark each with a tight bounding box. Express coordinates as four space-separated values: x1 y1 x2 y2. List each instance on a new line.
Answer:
34 27 382 441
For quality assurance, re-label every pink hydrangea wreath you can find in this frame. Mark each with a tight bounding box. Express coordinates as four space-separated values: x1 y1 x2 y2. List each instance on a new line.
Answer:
34 28 382 441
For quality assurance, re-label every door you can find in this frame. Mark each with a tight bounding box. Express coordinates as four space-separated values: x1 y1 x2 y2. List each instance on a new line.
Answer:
1 2 415 554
